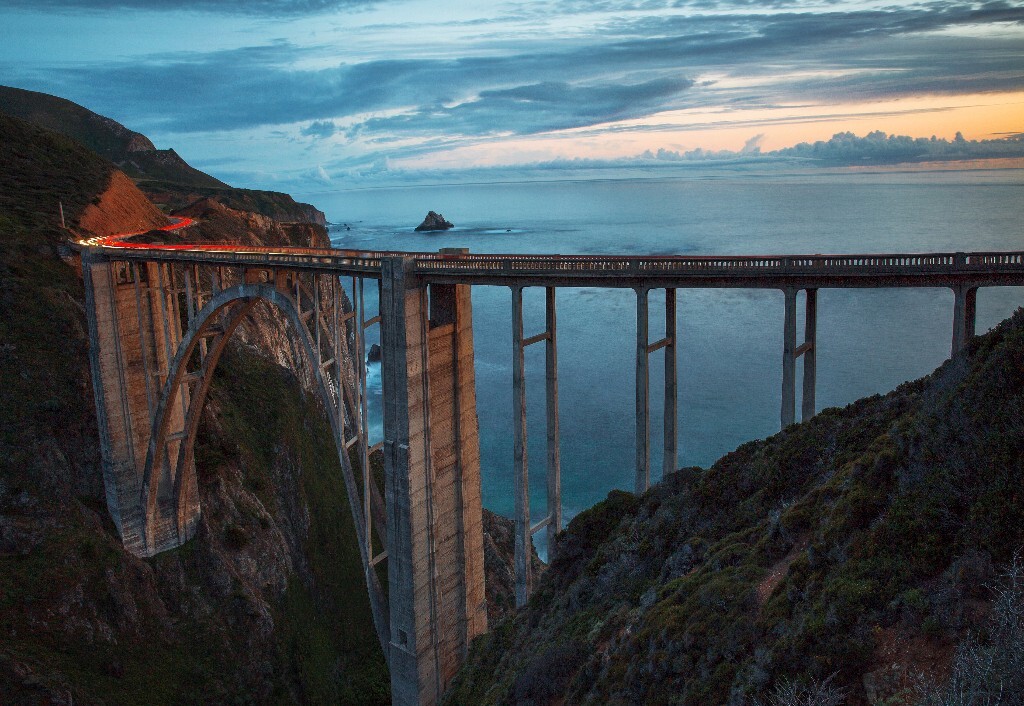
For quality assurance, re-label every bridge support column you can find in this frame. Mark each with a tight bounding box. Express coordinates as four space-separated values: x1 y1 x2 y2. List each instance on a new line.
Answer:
664 289 678 477
781 288 798 428
951 284 978 356
382 258 487 706
802 289 817 422
636 287 650 493
637 288 678 489
782 288 819 428
545 287 562 558
511 286 562 606
511 286 530 606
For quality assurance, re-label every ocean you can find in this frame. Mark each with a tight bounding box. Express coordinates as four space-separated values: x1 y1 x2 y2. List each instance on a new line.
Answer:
296 171 1024 550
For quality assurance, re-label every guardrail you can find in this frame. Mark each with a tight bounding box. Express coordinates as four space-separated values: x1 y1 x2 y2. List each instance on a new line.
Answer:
85 234 1024 280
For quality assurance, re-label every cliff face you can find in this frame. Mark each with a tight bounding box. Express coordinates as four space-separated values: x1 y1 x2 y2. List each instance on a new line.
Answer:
0 112 387 703
449 311 1024 705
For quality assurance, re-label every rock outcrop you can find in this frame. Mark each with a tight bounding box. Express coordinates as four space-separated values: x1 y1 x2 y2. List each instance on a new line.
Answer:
415 210 454 231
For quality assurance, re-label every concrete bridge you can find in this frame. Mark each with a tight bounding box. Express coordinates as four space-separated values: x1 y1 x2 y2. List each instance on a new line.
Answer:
78 225 1024 705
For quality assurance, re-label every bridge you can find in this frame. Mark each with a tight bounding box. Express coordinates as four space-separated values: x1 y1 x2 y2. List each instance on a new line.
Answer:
77 221 1024 705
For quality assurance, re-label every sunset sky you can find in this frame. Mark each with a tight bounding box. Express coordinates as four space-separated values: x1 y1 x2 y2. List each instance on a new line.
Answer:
2 0 1022 189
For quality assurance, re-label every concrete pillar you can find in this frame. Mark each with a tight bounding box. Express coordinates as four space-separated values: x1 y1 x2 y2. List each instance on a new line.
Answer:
511 286 531 607
545 287 562 554
965 287 977 340
801 288 817 422
380 257 433 705
381 260 487 705
781 288 797 429
635 287 650 494
952 284 978 355
663 289 677 478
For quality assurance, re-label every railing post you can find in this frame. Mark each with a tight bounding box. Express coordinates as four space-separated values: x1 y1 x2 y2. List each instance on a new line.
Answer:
635 286 650 494
802 288 817 422
781 288 797 429
663 288 678 478
511 285 531 607
545 286 561 554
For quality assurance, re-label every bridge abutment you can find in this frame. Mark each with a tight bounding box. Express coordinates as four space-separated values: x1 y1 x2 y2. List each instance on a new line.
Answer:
83 255 197 556
381 258 487 705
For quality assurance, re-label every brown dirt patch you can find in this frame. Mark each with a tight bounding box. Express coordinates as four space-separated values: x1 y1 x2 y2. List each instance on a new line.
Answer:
757 538 808 606
77 170 167 237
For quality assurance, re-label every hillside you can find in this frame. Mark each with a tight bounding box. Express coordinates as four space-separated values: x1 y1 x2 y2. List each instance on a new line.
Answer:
448 309 1024 704
0 85 326 226
0 111 390 702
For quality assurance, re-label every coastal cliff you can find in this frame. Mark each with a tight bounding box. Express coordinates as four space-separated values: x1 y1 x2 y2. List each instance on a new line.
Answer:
0 110 388 702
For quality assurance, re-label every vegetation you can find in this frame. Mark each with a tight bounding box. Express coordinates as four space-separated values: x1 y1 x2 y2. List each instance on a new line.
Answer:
200 346 389 704
448 310 1024 705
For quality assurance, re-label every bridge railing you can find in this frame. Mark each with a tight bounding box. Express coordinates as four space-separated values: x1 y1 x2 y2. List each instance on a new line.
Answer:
409 251 1024 275
86 239 1024 278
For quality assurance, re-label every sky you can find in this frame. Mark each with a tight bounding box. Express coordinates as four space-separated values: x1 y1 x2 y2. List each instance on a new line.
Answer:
2 0 1023 190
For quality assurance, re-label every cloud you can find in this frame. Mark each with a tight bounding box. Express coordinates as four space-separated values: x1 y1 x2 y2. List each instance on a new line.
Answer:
741 134 764 154
0 0 374 15
348 76 696 137
8 0 1023 182
301 120 338 138
775 130 1024 165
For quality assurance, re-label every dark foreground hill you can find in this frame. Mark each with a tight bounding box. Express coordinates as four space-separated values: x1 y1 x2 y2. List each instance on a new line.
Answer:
448 308 1024 705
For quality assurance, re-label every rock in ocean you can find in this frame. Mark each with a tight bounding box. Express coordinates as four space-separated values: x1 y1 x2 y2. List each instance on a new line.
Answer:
415 211 454 231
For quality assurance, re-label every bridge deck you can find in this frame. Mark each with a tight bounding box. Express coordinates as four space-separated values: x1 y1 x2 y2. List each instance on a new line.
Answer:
80 236 1024 289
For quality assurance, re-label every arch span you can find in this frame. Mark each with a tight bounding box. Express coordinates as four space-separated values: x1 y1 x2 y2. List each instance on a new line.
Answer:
141 280 390 654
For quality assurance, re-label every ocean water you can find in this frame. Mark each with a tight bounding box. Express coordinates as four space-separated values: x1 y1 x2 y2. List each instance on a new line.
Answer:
297 172 1024 544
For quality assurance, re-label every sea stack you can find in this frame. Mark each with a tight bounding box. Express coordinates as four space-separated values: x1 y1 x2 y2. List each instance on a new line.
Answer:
415 210 454 231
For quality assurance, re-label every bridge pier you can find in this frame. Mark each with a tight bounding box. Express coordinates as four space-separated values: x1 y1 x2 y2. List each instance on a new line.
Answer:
83 255 197 555
781 288 817 429
636 288 679 493
382 258 487 705
510 286 562 607
951 283 978 355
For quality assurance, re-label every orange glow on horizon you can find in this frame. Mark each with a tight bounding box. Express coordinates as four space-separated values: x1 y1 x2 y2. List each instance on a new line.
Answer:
395 91 1024 170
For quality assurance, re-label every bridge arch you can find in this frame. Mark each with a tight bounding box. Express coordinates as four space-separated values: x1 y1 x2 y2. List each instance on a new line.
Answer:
140 280 390 653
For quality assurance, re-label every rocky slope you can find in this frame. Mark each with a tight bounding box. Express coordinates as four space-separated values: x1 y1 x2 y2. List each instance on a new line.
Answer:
448 309 1024 705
